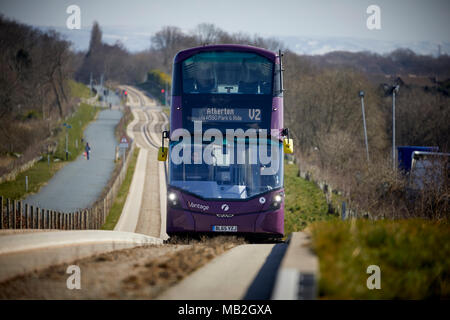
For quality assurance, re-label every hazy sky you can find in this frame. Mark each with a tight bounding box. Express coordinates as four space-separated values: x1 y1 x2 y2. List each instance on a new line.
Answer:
1 0 449 42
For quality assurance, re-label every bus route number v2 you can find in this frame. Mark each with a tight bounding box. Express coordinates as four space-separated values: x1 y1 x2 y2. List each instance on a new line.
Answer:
249 109 261 121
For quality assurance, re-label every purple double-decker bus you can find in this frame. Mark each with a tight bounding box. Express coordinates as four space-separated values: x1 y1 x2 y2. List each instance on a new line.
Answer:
158 44 292 239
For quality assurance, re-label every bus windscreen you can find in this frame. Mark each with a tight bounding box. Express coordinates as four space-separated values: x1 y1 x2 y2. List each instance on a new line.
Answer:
181 51 273 95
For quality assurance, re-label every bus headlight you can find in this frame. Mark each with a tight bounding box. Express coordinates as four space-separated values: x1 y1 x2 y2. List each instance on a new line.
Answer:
270 193 283 209
168 192 177 201
168 192 181 208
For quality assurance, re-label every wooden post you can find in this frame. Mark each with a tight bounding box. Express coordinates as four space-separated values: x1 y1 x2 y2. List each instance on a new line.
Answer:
32 206 36 229
38 207 42 229
0 196 3 229
56 212 60 229
30 205 34 229
94 207 98 229
12 200 16 229
45 209 50 229
24 203 28 229
36 207 39 229
18 201 22 229
7 198 11 229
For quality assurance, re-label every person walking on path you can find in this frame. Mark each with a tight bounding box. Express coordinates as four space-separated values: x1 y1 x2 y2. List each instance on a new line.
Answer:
85 142 91 160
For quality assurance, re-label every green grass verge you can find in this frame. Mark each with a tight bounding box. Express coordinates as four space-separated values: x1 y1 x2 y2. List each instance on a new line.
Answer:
101 147 140 230
0 160 65 200
310 219 450 299
68 80 91 99
284 161 335 236
0 103 99 200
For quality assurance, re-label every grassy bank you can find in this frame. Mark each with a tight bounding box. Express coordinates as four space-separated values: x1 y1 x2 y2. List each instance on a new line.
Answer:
69 79 91 99
0 103 99 200
101 147 140 230
284 161 335 236
310 219 450 299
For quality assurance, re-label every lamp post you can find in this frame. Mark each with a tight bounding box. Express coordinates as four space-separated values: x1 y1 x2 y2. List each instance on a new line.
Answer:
392 85 400 170
63 123 72 161
359 90 369 163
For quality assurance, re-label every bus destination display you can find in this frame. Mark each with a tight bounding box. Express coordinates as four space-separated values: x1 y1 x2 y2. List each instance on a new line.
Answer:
192 107 262 122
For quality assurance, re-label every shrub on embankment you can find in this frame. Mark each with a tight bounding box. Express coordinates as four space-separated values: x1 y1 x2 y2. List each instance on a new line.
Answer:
310 219 450 299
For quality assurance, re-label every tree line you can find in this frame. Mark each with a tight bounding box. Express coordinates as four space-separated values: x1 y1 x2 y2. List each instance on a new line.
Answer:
0 15 78 163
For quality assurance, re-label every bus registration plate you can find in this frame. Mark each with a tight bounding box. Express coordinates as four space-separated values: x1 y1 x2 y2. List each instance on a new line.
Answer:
213 225 237 232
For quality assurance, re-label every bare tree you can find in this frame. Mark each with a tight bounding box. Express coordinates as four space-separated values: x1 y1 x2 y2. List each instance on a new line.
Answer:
151 26 195 72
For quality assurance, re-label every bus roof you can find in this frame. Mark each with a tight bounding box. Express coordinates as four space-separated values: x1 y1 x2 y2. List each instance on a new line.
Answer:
174 44 277 64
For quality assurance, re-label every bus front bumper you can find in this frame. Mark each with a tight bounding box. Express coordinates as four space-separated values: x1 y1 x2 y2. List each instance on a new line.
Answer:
166 206 284 237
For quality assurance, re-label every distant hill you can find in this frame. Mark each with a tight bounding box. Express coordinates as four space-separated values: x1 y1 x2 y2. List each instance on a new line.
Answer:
302 49 450 80
280 35 450 56
39 25 450 58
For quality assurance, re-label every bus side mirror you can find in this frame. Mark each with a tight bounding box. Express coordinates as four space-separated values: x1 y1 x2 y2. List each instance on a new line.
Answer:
158 130 169 161
283 138 294 154
158 147 168 161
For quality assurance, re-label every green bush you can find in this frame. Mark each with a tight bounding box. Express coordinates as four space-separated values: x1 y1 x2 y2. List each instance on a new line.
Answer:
310 219 450 299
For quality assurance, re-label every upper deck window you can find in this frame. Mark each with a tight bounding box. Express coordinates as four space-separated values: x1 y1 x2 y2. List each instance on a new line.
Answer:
181 51 273 95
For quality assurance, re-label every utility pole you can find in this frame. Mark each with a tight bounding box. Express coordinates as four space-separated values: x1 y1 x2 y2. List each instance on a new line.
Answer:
392 85 400 170
359 90 369 163
100 73 104 106
63 123 72 161
89 72 93 95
